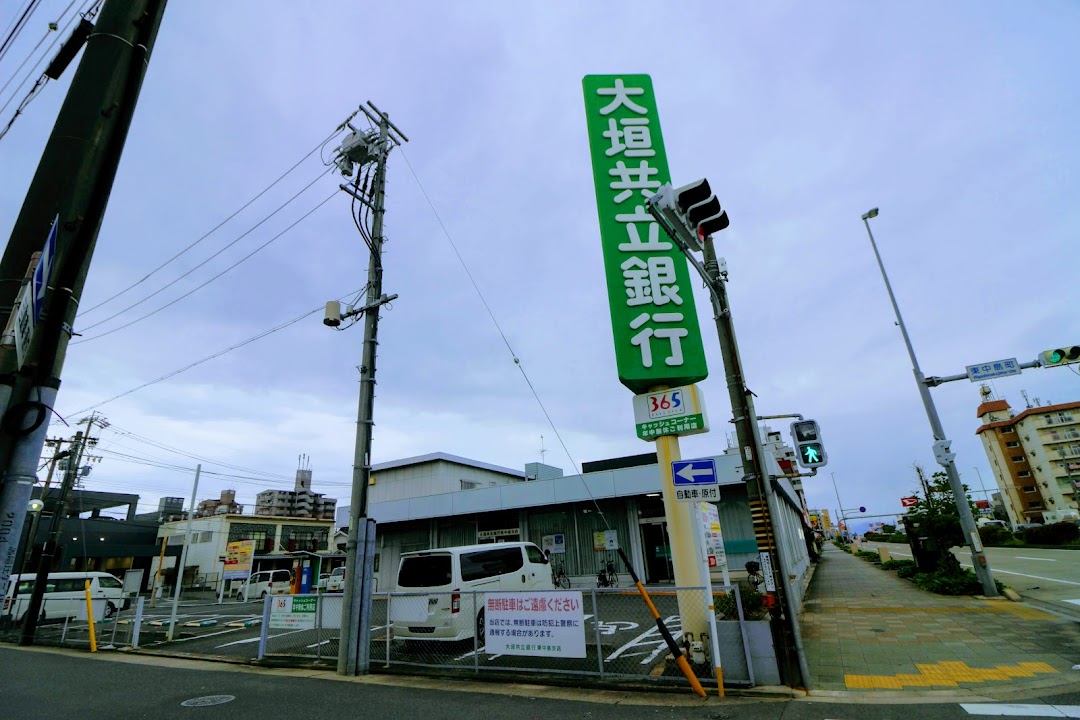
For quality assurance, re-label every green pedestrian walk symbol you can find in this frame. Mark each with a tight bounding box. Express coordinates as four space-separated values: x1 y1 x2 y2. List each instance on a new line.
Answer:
801 444 822 464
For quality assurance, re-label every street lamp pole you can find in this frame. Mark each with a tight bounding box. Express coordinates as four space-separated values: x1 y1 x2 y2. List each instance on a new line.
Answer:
830 473 847 540
861 208 997 596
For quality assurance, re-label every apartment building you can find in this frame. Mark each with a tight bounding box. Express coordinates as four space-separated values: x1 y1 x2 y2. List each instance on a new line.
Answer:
976 392 1080 526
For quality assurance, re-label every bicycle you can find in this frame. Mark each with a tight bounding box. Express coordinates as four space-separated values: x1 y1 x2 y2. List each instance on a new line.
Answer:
596 561 619 588
551 562 571 589
744 560 764 591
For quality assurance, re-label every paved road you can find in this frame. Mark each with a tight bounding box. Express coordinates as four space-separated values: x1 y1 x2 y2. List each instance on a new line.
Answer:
4 645 1080 720
860 541 1080 617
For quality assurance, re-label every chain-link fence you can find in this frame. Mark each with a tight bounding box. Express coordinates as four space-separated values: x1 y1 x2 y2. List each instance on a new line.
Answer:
0 594 144 650
260 585 778 688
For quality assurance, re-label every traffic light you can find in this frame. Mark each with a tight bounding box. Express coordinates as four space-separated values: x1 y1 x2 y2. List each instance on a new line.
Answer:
790 419 828 469
1041 345 1080 367
674 179 730 241
644 179 729 253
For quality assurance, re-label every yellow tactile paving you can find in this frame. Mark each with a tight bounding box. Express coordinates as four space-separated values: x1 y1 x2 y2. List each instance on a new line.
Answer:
844 660 1058 689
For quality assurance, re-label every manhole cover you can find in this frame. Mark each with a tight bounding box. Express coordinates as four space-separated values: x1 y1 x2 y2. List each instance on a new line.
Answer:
180 695 236 707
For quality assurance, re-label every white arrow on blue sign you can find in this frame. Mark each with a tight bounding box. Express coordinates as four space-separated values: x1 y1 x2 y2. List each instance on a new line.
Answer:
672 458 718 486
31 214 58 325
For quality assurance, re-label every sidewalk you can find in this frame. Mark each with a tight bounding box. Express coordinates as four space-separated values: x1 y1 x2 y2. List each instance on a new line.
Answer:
800 544 1080 700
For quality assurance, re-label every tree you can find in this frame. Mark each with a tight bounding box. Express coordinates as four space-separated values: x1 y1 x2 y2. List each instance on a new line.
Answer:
905 466 975 575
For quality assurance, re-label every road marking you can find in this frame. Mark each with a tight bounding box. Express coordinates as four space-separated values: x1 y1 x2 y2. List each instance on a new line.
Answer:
961 703 1080 717
1016 557 1056 562
1064 599 1080 607
215 629 305 648
168 626 252 643
885 549 1080 587
846 661 1057 689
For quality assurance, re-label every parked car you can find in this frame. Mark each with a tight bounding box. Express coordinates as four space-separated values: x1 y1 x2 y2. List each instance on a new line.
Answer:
325 567 346 593
391 542 553 642
3 571 126 622
317 573 331 591
235 569 292 602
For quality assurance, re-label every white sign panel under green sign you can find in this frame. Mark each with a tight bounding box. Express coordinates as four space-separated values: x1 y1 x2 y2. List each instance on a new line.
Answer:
269 595 317 630
582 75 708 394
632 384 708 439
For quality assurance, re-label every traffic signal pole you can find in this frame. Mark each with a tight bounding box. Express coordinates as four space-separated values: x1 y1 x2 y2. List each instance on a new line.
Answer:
699 238 810 689
861 210 998 597
0 0 167 602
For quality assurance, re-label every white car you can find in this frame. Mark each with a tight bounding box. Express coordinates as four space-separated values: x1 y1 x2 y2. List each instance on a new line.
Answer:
325 567 346 593
235 570 291 602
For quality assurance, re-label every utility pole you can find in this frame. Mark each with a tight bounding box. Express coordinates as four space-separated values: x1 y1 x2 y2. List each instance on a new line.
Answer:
333 103 407 676
3 439 68 616
861 209 997 596
166 464 200 641
19 427 88 644
0 0 167 603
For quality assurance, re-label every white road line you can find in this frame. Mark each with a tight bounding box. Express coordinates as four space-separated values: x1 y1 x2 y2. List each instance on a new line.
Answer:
1016 557 1056 562
960 702 1080 717
1064 599 1080 607
170 626 250 643
216 629 305 648
885 549 1080 587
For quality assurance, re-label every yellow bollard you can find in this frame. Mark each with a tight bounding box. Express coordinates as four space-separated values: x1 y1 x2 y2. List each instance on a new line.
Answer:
85 579 97 652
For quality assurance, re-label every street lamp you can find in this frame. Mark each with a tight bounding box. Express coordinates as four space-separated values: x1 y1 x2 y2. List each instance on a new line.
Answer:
861 208 998 596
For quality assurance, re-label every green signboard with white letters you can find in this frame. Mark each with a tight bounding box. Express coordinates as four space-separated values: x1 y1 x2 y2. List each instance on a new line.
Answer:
582 74 707 394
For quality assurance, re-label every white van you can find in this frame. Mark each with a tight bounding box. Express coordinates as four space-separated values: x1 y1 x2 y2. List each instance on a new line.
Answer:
2 571 125 622
235 569 292 602
392 542 553 642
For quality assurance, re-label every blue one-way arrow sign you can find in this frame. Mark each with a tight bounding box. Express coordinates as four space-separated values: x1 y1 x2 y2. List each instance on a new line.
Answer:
672 458 718 486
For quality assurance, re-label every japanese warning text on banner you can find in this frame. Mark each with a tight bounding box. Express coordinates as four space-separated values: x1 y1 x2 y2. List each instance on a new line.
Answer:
582 75 707 394
485 591 586 658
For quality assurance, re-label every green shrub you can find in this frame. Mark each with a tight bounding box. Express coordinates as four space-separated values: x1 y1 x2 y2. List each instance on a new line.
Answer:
863 532 889 542
855 550 880 563
895 563 918 579
715 587 768 621
886 533 907 543
913 569 1006 596
1021 522 1080 545
881 559 917 574
978 525 1015 547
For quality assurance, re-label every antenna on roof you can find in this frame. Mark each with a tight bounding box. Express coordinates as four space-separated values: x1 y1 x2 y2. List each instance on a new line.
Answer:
1020 390 1032 409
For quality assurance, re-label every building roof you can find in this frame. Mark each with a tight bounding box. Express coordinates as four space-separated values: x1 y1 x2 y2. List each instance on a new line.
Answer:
976 399 1010 418
369 451 525 478
976 399 1080 435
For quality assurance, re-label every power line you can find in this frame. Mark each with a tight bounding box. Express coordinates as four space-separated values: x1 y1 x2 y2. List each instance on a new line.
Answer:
71 188 340 344
68 289 358 414
397 149 586 481
78 168 334 332
0 0 98 139
0 0 76 100
99 423 293 481
0 0 41 66
80 134 344 316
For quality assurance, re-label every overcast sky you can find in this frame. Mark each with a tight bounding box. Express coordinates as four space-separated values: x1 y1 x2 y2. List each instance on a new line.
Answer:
1 1 1077 530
